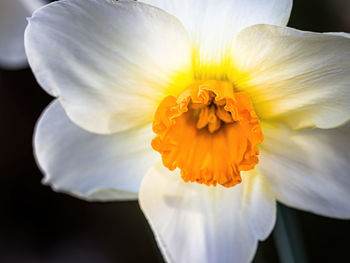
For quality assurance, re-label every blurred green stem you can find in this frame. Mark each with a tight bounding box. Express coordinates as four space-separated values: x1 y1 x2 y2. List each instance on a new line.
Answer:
273 203 308 263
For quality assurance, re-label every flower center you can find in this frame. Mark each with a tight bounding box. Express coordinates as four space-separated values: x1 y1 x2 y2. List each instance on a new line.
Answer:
151 80 263 187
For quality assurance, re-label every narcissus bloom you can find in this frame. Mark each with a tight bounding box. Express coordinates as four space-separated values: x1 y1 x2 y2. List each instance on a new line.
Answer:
0 0 44 69
27 0 350 262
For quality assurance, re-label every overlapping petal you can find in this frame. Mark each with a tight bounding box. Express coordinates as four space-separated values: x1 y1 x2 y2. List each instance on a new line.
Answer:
231 24 350 129
260 122 350 219
34 100 158 201
142 0 292 74
25 0 193 134
0 0 44 69
139 163 276 263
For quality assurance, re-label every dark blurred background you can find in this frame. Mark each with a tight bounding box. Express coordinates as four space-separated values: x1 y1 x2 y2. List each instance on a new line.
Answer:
1 0 350 262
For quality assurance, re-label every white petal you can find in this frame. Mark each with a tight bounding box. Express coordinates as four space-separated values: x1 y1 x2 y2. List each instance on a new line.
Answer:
34 100 158 201
231 24 350 129
0 0 44 69
139 163 276 263
259 122 350 219
141 0 292 70
327 32 350 38
25 0 193 134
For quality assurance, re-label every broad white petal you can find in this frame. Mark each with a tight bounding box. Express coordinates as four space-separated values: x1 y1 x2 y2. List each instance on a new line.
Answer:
34 100 158 201
142 0 292 71
26 0 193 134
139 163 276 263
260 122 350 219
232 24 350 129
327 32 350 38
0 0 44 69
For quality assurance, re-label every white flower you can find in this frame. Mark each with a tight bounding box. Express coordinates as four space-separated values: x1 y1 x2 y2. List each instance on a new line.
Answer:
26 0 350 262
0 0 44 69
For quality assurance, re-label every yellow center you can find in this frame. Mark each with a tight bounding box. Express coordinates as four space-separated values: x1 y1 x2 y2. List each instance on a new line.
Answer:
152 80 263 187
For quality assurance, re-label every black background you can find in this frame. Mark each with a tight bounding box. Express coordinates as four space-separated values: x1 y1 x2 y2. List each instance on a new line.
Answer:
1 0 350 262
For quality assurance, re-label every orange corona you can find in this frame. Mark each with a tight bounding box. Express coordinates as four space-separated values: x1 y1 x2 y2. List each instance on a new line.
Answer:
152 80 264 187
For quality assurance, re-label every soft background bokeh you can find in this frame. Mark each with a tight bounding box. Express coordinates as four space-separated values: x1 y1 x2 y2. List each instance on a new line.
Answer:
1 0 350 262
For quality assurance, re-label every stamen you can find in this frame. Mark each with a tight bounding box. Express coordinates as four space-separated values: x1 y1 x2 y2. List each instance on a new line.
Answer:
207 105 221 133
216 105 234 123
196 106 209 129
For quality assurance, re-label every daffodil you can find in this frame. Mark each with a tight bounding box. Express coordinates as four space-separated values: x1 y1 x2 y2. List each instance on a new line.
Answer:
0 0 44 69
27 0 350 262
